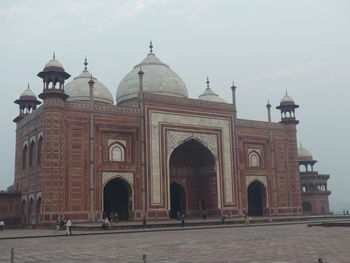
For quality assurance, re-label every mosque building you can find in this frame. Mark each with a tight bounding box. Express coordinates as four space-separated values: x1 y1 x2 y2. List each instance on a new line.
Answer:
11 43 331 223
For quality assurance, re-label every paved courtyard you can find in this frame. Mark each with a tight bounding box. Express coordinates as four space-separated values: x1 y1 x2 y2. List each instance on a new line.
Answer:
0 224 349 263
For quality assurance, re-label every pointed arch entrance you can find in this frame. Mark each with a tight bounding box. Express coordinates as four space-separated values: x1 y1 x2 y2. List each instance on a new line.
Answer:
302 202 312 214
169 139 217 217
247 180 267 216
103 178 131 220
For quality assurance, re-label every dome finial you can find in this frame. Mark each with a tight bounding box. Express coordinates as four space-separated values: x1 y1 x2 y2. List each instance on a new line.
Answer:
286 90 288 96
84 57 88 71
149 40 153 54
27 83 30 90
53 51 55 59
206 76 210 89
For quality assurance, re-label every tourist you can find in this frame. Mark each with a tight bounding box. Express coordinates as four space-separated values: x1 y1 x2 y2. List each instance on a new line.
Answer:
177 211 181 220
244 213 250 225
142 215 147 228
180 214 185 227
220 214 225 224
55 218 60 233
114 212 119 223
101 217 109 230
202 210 207 220
31 218 36 229
0 219 4 231
65 218 72 236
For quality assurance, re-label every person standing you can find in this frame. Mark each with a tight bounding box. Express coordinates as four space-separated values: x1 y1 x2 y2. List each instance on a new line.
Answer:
65 218 72 236
55 218 60 233
244 213 250 225
220 214 225 224
180 214 185 227
31 218 36 229
0 220 4 231
142 214 147 228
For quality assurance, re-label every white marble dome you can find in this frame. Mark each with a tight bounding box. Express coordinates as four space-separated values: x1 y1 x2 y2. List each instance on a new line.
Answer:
280 94 295 104
20 87 37 99
65 69 113 104
44 58 64 69
198 79 227 104
298 145 313 161
116 52 188 104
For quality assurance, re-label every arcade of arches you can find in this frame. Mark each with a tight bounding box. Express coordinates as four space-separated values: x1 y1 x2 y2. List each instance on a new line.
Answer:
20 196 42 224
169 139 217 217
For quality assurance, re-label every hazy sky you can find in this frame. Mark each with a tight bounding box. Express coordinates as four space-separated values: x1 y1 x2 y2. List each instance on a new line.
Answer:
0 0 349 210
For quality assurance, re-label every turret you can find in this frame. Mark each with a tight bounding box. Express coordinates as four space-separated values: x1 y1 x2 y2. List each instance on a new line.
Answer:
38 53 70 101
13 84 41 123
276 91 299 124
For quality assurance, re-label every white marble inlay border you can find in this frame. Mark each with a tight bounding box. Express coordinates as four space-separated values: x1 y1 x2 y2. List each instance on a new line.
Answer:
149 111 234 206
102 172 133 187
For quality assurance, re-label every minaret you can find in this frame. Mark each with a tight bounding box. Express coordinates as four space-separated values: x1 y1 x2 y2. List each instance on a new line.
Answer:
88 72 96 221
38 53 70 101
138 64 147 218
276 91 299 124
266 100 271 122
13 84 41 122
230 81 237 114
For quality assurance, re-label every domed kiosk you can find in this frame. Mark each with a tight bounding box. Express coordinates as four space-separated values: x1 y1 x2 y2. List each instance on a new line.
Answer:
65 58 113 104
198 77 227 103
116 42 188 105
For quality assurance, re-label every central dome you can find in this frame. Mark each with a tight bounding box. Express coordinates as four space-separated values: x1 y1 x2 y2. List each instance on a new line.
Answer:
116 52 188 104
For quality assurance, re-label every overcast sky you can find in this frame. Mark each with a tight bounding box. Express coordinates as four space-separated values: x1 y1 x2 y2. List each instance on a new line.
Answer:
0 0 349 210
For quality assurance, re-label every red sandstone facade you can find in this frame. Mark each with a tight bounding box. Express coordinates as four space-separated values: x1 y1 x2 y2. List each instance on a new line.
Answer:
11 51 329 224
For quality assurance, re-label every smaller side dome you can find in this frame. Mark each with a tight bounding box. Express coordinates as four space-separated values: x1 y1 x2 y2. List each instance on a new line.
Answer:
42 52 65 73
65 59 113 104
280 91 295 105
298 144 313 161
19 86 37 100
198 77 227 103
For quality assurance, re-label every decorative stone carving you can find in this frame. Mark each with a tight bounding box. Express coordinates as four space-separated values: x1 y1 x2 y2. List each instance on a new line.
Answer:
237 119 283 129
246 175 267 187
23 140 28 148
108 139 127 147
102 172 133 187
167 131 218 158
30 136 36 144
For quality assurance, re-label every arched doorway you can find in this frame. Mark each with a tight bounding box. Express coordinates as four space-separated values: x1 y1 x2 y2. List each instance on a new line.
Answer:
28 198 34 224
36 197 42 223
247 180 267 216
169 139 217 217
21 200 26 225
170 182 186 218
302 202 312 214
103 178 131 220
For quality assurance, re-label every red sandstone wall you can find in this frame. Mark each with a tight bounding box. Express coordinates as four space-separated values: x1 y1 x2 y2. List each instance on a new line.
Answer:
0 192 21 225
237 122 302 216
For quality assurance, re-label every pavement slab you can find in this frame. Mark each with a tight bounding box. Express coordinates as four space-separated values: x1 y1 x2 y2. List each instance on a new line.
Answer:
0 224 349 262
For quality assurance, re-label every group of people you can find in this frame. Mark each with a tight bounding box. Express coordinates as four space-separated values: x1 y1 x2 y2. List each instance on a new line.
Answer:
55 218 72 236
101 212 120 230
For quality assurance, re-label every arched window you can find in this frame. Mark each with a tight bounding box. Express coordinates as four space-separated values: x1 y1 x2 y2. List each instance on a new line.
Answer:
29 141 35 167
302 185 307 192
22 145 28 169
109 143 125 162
37 137 43 165
249 152 260 167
